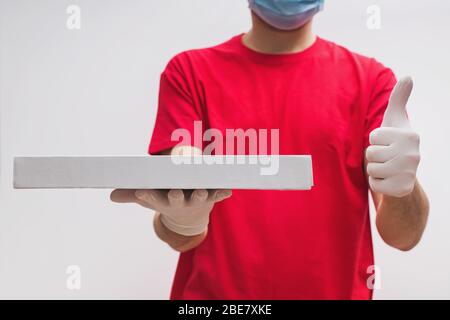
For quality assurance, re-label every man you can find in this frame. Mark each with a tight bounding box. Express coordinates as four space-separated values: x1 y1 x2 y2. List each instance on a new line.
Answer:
111 0 429 299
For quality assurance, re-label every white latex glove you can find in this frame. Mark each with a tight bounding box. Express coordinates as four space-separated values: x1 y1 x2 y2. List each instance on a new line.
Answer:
366 77 421 198
111 146 232 237
135 189 232 236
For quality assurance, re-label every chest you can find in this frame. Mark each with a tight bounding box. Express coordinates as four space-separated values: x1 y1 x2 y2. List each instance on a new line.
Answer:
198 66 364 156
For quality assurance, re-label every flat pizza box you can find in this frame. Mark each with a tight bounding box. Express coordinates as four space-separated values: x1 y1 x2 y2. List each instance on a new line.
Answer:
13 155 313 190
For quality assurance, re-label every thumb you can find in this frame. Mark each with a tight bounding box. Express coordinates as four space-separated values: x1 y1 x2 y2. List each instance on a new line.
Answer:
110 189 138 203
381 76 413 128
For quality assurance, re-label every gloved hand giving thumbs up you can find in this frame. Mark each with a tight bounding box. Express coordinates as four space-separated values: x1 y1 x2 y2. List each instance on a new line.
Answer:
366 77 421 198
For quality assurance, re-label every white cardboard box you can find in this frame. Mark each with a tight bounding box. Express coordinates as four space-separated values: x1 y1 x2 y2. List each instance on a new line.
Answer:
13 155 313 190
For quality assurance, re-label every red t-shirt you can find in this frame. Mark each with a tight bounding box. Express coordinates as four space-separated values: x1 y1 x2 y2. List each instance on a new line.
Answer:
149 34 397 300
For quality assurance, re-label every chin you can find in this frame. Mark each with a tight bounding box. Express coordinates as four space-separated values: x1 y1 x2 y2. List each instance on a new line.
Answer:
252 12 312 33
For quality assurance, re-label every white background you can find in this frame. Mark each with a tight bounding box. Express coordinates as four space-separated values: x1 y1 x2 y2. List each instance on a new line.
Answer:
0 0 449 299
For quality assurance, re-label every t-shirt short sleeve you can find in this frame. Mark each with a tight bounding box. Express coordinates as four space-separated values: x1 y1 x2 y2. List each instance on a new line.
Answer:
363 60 398 149
148 54 203 155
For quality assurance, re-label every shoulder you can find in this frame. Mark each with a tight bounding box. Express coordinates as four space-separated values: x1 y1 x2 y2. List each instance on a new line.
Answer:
321 38 387 68
163 36 239 75
318 37 396 85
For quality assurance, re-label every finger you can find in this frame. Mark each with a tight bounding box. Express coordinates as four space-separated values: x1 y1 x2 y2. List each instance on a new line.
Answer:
367 156 413 179
369 176 414 198
369 176 388 193
189 189 209 206
110 189 137 203
167 189 185 208
365 145 396 163
367 162 391 179
369 127 402 146
211 189 233 203
382 77 413 128
135 189 168 208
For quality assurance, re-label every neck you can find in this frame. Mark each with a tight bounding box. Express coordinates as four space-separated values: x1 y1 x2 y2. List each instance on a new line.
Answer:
243 13 316 55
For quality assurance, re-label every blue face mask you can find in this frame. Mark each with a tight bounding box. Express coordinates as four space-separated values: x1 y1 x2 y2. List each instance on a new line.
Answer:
248 0 325 31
